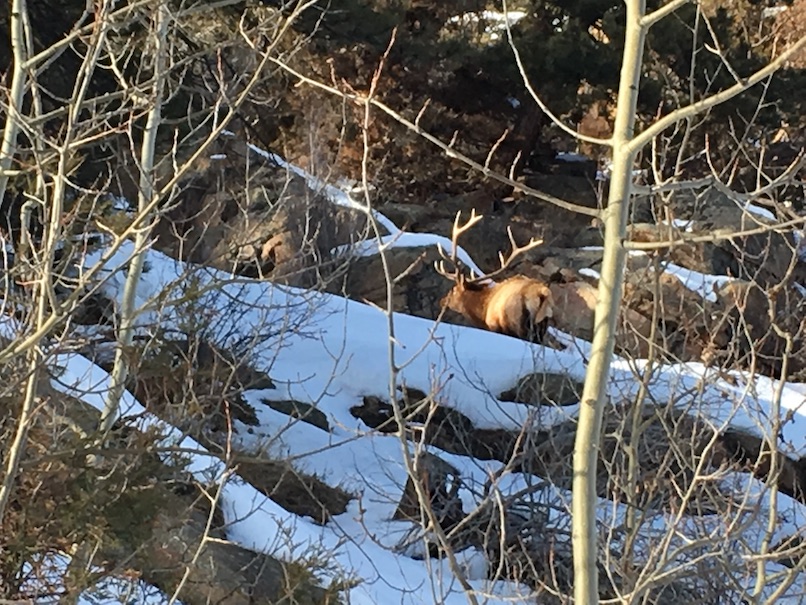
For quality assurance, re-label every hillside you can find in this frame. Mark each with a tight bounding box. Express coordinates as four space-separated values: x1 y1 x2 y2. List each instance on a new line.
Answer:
2 142 798 603
1 1 806 603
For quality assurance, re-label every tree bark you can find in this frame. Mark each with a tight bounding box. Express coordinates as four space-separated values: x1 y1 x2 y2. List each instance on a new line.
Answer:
100 1 169 434
572 2 647 603
0 0 27 204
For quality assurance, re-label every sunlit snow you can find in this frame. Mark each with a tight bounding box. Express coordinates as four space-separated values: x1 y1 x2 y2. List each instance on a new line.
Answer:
16 147 803 603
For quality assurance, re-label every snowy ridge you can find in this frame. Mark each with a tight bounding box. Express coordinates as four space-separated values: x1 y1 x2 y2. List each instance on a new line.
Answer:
24 149 806 602
54 240 805 602
255 145 487 277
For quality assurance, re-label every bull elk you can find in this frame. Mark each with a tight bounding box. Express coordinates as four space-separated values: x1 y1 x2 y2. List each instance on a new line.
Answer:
435 210 554 343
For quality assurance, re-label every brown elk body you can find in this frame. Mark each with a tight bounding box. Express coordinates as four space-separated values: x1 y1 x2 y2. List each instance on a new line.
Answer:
435 210 554 343
441 276 554 342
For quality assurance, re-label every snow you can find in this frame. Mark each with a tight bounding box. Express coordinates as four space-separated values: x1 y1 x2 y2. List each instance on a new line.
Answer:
50 345 495 604
555 151 590 163
12 148 806 602
245 142 400 236
340 230 485 276
444 9 528 42
53 235 804 602
660 261 734 302
596 160 648 182
668 218 694 231
743 200 777 222
247 139 495 280
762 5 788 19
447 10 528 29
17 553 183 605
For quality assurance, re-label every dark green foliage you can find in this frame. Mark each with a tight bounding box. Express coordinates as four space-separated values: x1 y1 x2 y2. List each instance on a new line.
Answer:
287 0 803 171
0 407 182 599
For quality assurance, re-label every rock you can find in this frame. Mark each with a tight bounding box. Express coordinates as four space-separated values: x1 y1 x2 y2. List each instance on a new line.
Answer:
548 280 598 340
719 428 806 510
152 137 373 288
548 279 655 359
392 451 464 531
428 210 545 272
376 201 434 231
714 281 806 377
120 338 271 433
648 187 806 288
327 246 449 320
233 456 351 524
261 399 330 432
622 269 728 363
499 372 584 406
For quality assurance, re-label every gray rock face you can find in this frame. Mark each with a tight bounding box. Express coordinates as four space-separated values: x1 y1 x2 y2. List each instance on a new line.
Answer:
661 187 803 287
152 137 372 288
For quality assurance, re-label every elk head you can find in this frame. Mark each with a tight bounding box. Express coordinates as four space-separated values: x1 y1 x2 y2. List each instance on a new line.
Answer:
434 210 553 343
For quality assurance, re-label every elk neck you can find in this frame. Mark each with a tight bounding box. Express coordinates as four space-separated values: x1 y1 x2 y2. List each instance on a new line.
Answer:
453 282 496 325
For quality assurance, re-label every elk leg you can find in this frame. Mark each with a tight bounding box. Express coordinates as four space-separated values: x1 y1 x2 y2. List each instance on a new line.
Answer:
533 317 549 343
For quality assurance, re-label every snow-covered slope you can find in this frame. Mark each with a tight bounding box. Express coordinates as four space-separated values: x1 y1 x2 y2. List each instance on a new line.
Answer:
43 225 804 602
24 146 804 603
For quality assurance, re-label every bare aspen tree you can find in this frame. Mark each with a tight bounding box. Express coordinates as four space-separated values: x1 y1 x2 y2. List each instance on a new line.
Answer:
0 0 26 203
0 0 120 522
0 2 330 599
571 5 645 601
0 0 31 525
573 2 806 603
96 0 319 433
99 0 170 435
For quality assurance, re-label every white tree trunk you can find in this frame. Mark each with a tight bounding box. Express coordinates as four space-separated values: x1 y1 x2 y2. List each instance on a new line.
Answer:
99 1 170 434
572 2 646 603
0 0 27 203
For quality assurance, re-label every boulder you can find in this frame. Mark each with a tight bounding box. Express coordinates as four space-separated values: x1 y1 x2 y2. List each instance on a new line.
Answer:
714 281 806 378
326 246 451 321
152 136 372 288
622 269 728 363
637 187 806 288
499 372 584 406
547 279 655 359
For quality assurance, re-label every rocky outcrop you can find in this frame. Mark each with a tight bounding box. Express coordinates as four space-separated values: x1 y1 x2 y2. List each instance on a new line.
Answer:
633 187 806 288
326 246 449 321
548 279 656 359
152 136 372 288
3 377 339 605
354 384 806 523
498 372 584 406
352 384 805 594
712 280 806 378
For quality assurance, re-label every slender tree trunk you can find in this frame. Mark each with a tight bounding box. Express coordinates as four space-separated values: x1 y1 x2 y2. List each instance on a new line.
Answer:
0 202 45 523
572 2 646 603
100 1 170 434
0 0 30 524
0 0 27 203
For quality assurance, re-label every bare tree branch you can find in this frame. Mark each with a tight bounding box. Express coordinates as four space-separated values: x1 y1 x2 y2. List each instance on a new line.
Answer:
503 0 611 147
641 0 692 28
628 34 806 155
268 58 601 218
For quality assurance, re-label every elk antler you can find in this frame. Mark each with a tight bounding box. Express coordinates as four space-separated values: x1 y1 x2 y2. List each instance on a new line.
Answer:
433 210 544 284
434 209 484 281
465 226 543 284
